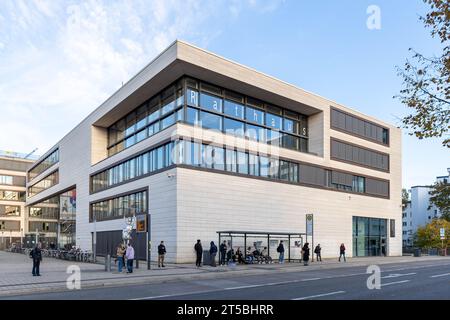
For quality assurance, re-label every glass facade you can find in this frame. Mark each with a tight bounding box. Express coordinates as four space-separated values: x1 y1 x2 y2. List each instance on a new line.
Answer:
91 139 388 198
28 149 59 181
0 205 20 216
0 190 25 201
28 170 59 197
28 188 76 249
353 216 387 257
106 77 309 157
90 190 147 222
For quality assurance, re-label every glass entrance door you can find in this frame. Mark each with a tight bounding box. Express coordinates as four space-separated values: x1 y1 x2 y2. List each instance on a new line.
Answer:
353 217 388 257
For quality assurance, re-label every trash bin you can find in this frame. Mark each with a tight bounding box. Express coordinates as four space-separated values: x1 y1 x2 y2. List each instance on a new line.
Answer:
203 250 211 265
413 248 421 257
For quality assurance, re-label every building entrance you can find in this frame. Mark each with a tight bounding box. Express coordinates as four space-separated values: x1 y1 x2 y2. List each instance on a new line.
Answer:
352 216 388 257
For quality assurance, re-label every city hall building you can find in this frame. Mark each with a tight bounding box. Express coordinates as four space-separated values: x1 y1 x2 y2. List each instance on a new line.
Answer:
25 41 402 262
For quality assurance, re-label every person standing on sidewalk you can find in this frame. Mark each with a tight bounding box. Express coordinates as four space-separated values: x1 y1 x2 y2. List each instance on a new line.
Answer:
30 243 42 276
194 239 203 267
158 241 166 268
277 241 285 264
314 244 322 262
339 243 346 262
219 240 227 266
116 243 126 273
302 243 310 266
126 243 135 273
209 241 218 267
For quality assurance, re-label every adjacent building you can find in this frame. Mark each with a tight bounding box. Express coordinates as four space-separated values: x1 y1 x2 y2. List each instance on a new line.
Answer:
402 168 450 247
0 151 35 249
24 40 402 262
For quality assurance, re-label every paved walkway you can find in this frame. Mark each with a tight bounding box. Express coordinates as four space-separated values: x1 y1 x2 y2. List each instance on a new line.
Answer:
1 250 448 297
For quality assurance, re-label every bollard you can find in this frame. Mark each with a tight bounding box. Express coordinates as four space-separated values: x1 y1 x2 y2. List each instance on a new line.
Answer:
105 254 111 272
136 259 139 269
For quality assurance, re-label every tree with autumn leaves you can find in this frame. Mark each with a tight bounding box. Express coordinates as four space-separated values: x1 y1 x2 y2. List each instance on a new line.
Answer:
415 219 449 248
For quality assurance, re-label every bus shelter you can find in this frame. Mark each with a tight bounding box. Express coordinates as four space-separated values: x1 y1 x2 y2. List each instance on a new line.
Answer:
217 230 306 262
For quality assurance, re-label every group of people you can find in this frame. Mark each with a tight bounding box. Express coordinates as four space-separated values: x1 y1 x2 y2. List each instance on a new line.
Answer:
115 242 136 273
28 240 348 276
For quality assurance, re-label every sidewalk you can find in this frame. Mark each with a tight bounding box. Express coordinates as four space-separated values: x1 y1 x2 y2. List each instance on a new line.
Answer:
1 251 448 297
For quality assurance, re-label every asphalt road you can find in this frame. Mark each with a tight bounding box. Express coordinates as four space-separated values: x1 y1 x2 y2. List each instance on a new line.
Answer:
3 259 450 300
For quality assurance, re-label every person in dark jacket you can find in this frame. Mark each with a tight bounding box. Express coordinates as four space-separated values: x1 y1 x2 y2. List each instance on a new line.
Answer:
277 241 285 263
158 241 166 268
219 240 227 266
302 243 310 266
194 240 203 267
30 243 42 276
339 243 346 262
209 241 218 267
314 244 322 262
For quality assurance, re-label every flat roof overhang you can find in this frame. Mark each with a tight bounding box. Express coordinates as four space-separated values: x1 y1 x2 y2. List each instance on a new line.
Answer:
93 42 322 128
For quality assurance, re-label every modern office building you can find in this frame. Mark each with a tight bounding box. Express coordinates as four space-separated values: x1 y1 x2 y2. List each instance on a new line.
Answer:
0 151 35 249
402 168 449 247
25 40 402 262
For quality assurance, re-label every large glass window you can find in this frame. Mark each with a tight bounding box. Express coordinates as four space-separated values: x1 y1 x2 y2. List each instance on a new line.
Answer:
0 175 13 185
28 171 59 197
106 77 310 157
224 100 245 119
200 92 223 113
200 111 222 130
224 118 245 137
28 149 59 181
246 106 265 125
91 190 147 222
353 217 388 257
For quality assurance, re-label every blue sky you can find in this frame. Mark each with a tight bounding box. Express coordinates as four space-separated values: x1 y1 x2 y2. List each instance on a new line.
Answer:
0 0 448 188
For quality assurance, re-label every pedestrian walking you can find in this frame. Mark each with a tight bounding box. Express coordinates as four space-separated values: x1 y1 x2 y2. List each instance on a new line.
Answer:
125 243 135 273
314 244 322 262
277 240 285 264
339 243 346 262
158 241 166 268
194 239 203 267
219 240 227 266
30 243 42 276
116 243 126 273
302 243 310 266
209 241 218 267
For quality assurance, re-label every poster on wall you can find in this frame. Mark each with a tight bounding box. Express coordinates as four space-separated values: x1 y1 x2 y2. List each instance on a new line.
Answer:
60 189 76 219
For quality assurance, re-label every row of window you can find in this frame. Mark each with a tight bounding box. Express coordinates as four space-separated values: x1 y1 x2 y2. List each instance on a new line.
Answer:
184 107 308 152
28 171 59 198
331 108 389 145
0 175 26 186
28 149 59 181
90 190 147 222
0 205 20 217
29 221 57 233
0 190 25 201
107 77 309 157
29 206 59 220
0 220 20 231
331 139 389 172
91 139 389 197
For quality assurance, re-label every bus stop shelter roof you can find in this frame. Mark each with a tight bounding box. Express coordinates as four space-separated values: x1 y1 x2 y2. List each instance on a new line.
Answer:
217 231 306 236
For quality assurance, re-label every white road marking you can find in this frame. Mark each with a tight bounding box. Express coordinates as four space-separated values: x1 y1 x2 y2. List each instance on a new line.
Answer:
301 278 321 281
430 273 450 278
381 280 410 287
381 272 416 279
292 291 346 300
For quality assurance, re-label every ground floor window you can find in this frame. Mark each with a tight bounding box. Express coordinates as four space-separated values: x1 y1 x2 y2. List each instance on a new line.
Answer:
352 216 387 257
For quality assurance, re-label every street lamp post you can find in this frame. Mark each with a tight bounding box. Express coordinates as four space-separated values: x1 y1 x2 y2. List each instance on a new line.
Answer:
93 212 97 262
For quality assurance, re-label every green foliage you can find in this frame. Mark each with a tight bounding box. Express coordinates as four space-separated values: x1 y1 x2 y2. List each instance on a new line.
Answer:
395 0 450 147
428 181 450 221
402 188 410 208
415 219 450 248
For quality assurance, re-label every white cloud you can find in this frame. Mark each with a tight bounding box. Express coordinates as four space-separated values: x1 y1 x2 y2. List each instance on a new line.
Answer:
0 0 283 155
